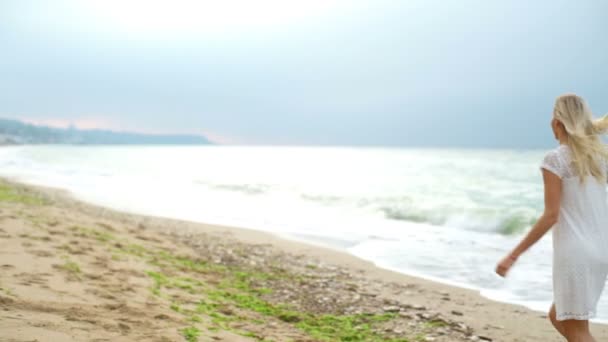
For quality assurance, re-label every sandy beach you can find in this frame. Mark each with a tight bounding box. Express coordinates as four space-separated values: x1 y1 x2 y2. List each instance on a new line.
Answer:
0 179 607 342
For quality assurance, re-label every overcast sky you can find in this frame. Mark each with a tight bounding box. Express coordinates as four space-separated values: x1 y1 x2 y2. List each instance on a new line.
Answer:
1 0 606 147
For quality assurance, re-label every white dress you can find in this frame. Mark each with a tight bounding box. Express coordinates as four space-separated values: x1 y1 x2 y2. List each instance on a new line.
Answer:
540 144 608 321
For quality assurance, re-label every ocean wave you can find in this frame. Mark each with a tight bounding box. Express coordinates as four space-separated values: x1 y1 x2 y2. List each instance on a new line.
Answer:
299 194 346 205
299 192 538 235
497 213 537 235
196 182 270 195
380 206 443 224
379 205 537 235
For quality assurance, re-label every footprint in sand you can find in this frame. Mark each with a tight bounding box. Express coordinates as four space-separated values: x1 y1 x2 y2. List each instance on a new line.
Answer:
15 272 48 286
96 222 116 232
48 229 66 236
30 250 54 258
46 220 60 227
118 322 131 333
85 288 117 300
0 228 10 238
101 322 131 334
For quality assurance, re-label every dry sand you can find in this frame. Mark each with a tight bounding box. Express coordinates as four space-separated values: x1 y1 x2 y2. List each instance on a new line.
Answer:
1 179 607 341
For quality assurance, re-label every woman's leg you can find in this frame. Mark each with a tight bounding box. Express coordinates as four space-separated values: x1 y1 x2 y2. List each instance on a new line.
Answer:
562 319 595 342
549 303 567 338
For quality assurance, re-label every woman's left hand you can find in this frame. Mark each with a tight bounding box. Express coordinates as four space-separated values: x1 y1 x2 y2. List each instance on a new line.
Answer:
495 255 517 277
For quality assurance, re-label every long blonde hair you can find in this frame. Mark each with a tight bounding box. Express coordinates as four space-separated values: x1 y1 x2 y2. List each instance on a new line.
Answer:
553 93 608 183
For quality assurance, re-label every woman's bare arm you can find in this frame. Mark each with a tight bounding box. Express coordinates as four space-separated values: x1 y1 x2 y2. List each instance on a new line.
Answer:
495 169 562 277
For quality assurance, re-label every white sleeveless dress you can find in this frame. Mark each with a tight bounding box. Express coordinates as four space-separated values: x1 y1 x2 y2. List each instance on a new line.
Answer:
540 144 608 321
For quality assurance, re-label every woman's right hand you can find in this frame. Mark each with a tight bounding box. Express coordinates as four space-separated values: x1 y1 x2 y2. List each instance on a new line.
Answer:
495 254 518 277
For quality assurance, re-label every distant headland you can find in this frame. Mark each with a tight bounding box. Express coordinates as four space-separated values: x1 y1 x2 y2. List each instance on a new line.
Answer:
0 118 212 145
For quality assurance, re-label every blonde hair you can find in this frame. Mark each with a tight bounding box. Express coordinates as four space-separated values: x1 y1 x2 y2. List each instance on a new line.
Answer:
553 93 608 183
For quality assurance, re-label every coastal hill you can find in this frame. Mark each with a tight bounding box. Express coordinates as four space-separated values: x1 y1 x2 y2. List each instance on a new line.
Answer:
0 118 211 145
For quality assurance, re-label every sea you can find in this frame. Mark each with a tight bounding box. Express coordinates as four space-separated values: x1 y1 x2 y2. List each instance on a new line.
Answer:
0 145 606 322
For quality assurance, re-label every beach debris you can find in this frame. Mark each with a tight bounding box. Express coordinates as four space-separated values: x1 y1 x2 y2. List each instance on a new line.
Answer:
164 227 485 341
382 305 401 313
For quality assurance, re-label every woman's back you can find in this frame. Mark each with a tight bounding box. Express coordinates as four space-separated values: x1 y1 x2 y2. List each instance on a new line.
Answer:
541 144 608 263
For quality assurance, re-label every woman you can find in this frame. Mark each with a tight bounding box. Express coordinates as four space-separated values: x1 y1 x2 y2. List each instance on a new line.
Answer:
495 94 608 342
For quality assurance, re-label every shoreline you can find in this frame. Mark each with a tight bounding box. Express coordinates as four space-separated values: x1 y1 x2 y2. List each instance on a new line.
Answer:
5 175 558 323
48 185 608 326
1 179 608 341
